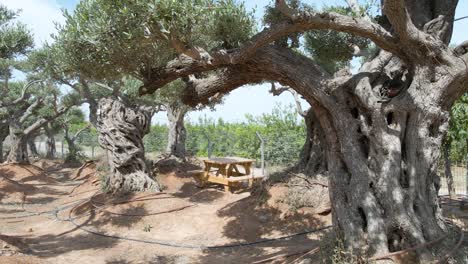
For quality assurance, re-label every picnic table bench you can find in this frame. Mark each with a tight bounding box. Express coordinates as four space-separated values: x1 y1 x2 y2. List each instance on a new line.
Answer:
189 157 264 192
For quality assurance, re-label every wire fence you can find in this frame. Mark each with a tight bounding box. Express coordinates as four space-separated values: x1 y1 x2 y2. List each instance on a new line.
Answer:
3 136 467 196
438 160 468 195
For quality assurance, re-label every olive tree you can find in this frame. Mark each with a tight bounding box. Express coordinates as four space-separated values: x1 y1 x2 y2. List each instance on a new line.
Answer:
0 4 34 163
59 0 468 261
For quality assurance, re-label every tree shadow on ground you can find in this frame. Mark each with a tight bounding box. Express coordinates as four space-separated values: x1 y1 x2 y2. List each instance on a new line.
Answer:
0 168 15 178
153 157 201 176
105 255 193 264
4 208 120 258
172 182 224 203
71 193 151 228
193 193 329 263
196 234 323 264
216 195 327 242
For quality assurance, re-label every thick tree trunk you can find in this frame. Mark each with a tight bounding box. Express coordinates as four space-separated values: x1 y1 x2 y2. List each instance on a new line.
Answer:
27 136 39 158
165 104 187 158
319 62 453 262
0 124 9 163
0 139 3 163
88 100 98 127
443 142 456 199
44 125 56 159
97 98 160 193
297 110 326 175
6 124 29 164
64 134 79 162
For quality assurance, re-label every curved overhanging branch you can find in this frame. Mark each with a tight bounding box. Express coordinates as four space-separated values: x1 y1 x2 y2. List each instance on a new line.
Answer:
24 104 74 136
141 1 464 120
181 46 337 112
141 1 401 95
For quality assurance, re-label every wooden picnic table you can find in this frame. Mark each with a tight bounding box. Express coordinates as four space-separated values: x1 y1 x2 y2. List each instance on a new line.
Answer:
191 157 264 192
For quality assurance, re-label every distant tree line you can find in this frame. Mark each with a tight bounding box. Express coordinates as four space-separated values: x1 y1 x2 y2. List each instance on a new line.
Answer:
145 103 305 166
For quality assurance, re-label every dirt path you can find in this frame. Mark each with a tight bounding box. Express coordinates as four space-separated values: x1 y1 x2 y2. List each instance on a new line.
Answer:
0 161 332 264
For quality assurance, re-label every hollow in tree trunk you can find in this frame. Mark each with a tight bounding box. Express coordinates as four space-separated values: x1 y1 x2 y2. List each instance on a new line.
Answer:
97 98 160 193
165 104 187 159
296 109 326 175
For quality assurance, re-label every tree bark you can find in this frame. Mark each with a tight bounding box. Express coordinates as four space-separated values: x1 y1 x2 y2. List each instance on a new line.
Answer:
6 122 29 164
0 124 9 163
44 124 56 159
64 134 78 162
27 135 39 158
63 124 89 163
165 104 187 159
297 110 326 175
97 98 160 193
6 106 72 164
443 142 456 199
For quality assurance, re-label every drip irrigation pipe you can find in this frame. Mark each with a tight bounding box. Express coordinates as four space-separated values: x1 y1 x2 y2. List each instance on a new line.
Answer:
3 191 466 256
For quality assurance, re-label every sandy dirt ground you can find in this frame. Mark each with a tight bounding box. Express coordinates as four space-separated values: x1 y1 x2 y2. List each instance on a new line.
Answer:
0 160 334 264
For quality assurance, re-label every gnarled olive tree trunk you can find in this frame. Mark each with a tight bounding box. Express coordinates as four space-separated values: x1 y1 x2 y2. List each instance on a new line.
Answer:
97 98 160 193
63 124 89 163
297 109 326 175
6 122 29 164
44 124 56 159
64 134 78 163
165 104 187 158
27 134 39 158
0 124 9 163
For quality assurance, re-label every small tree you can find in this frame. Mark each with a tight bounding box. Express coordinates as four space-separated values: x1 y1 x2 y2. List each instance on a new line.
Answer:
58 107 90 163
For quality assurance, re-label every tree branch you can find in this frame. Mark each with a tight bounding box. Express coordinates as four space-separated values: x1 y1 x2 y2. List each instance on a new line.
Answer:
141 2 401 95
381 0 455 64
72 124 91 142
269 82 307 117
181 46 336 111
19 97 43 123
269 82 290 96
24 105 73 136
345 0 371 21
0 80 42 108
382 0 420 41
454 41 468 56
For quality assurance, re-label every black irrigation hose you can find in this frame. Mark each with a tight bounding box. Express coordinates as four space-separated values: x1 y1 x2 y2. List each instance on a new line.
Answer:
0 198 89 220
63 205 333 250
3 194 465 251
57 193 335 250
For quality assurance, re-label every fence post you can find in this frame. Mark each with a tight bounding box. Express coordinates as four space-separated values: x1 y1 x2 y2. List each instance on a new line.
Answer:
256 131 265 176
202 132 213 158
465 155 468 196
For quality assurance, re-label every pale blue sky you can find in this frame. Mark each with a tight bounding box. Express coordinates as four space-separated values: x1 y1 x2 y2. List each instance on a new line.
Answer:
1 0 467 124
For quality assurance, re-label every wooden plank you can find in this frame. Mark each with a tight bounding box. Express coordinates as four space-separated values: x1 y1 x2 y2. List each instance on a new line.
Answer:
206 174 229 185
202 157 255 165
227 175 264 182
